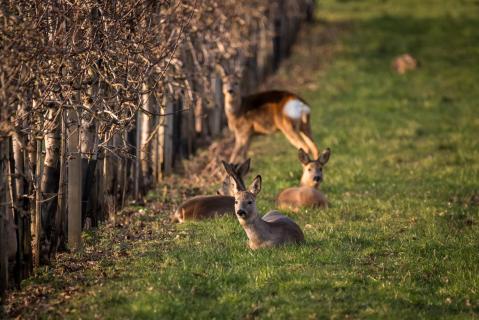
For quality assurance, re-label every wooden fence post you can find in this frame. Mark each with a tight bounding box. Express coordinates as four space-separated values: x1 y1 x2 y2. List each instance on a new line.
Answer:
40 106 61 263
211 74 223 136
67 109 82 250
33 139 42 267
159 95 174 176
55 112 67 252
12 119 33 282
0 138 9 300
134 110 141 201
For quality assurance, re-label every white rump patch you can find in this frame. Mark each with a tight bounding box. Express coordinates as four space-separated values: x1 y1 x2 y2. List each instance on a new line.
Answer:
282 99 310 120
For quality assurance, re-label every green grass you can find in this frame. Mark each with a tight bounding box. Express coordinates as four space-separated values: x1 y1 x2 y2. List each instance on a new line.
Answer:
19 0 479 318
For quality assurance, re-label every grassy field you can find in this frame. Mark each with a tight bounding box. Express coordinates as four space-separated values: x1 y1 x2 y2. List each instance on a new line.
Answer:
9 0 479 319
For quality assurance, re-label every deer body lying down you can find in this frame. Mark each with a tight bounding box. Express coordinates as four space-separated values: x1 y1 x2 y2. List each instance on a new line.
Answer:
277 148 331 210
223 161 304 249
277 187 328 210
223 87 319 163
172 196 234 223
171 159 250 223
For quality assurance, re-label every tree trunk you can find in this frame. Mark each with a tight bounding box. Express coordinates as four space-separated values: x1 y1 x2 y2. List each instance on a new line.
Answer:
138 82 153 196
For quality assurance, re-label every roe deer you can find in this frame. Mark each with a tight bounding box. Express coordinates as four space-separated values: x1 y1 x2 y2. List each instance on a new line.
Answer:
223 82 319 162
171 159 250 223
222 161 304 249
277 148 331 211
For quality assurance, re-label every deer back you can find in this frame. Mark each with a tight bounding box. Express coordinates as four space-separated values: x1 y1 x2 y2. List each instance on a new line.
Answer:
243 211 304 249
171 195 234 223
262 211 305 244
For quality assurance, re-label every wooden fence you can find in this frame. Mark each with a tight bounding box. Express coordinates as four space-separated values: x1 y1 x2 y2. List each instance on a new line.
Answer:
0 0 314 300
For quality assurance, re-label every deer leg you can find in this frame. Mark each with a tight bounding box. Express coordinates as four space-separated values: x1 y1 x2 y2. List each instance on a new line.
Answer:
298 116 320 159
299 131 319 159
230 131 251 163
279 123 311 154
229 139 242 163
238 134 252 163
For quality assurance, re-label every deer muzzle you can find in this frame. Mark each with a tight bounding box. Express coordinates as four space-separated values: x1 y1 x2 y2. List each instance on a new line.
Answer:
236 209 248 218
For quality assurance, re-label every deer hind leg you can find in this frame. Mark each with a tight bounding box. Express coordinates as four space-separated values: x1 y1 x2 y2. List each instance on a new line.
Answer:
299 131 319 159
278 121 312 155
299 115 319 159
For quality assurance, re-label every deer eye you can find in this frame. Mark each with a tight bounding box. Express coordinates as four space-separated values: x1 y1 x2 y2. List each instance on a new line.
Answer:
235 200 238 204
307 168 311 172
247 201 252 205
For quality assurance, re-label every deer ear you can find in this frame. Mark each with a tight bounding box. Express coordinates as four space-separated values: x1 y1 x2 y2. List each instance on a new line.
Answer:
237 158 251 178
248 175 262 196
319 148 331 165
230 176 242 194
222 160 234 175
221 160 229 171
222 160 245 192
298 148 310 165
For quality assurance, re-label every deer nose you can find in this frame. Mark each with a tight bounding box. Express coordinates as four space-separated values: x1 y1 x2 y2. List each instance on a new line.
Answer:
236 209 247 218
313 176 322 182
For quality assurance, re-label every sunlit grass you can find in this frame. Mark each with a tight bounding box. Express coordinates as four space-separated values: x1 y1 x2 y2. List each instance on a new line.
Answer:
28 0 479 318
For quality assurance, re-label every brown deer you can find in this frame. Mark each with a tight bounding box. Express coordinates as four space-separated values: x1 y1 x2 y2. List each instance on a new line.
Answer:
277 148 331 211
223 80 319 162
171 159 250 223
222 161 305 249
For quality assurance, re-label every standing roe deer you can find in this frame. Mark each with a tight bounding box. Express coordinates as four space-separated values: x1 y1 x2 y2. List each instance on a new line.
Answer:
222 161 305 249
223 81 319 162
277 148 331 211
171 159 250 223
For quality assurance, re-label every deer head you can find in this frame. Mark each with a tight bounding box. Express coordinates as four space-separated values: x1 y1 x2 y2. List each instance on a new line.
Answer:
222 74 241 114
298 148 331 188
222 161 261 224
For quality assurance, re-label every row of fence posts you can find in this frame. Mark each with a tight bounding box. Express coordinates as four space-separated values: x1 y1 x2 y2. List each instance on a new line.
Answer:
0 0 315 302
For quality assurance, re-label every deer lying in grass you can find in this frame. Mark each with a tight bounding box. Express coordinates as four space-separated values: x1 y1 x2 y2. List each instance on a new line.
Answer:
223 82 319 162
171 159 250 223
222 161 305 249
277 148 331 211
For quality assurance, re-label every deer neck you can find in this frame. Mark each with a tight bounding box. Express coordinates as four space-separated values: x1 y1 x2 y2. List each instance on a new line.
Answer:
224 93 239 116
223 90 242 117
240 214 270 244
300 179 320 190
